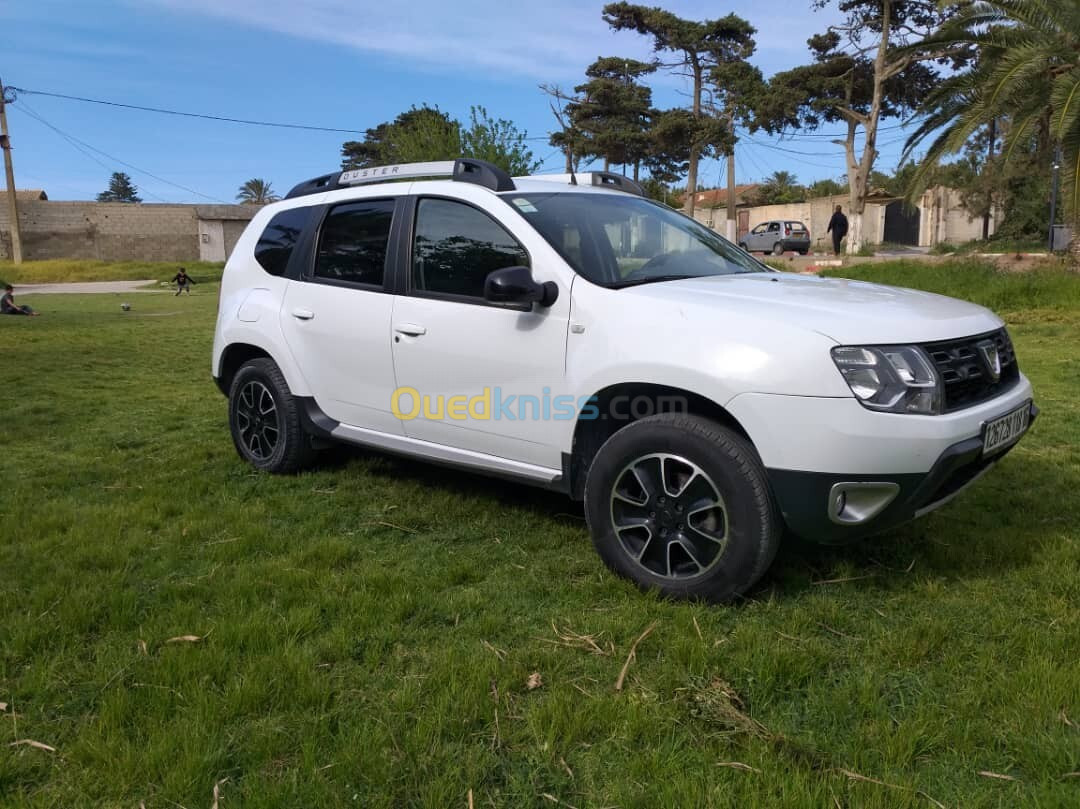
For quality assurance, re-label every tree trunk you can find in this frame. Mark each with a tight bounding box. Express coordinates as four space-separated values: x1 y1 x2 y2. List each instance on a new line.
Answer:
633 161 640 183
843 0 890 255
684 59 703 217
603 156 610 172
982 118 996 240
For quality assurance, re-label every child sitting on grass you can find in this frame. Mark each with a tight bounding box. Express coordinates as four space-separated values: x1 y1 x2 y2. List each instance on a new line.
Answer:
1 284 40 316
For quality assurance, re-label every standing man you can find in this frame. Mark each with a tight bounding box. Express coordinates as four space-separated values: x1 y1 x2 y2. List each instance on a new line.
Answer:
827 205 849 256
171 267 196 296
1 284 39 316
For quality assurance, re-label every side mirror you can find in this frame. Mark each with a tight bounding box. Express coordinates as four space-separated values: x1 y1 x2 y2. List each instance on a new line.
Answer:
483 266 559 308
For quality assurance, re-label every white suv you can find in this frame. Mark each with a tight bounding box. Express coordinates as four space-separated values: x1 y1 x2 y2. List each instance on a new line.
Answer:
212 158 1036 602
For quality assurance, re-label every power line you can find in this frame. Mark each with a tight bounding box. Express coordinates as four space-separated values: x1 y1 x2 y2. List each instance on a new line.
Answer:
10 86 366 135
13 101 226 203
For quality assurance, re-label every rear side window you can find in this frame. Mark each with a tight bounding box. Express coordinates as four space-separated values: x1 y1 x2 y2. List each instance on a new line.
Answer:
413 198 529 298
254 207 311 276
314 199 395 287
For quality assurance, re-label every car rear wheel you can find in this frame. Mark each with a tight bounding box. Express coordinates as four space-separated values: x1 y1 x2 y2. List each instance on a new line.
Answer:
228 358 315 473
772 242 784 256
583 414 781 602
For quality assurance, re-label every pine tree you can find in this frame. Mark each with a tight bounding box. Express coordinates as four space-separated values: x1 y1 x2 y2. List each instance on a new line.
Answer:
97 172 142 203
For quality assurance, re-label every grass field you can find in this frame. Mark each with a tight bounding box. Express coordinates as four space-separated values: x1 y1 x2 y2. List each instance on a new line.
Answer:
0 259 224 285
1 261 1078 807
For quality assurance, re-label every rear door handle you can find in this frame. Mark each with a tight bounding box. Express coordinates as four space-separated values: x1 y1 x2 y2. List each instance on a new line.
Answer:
291 308 315 320
394 322 427 337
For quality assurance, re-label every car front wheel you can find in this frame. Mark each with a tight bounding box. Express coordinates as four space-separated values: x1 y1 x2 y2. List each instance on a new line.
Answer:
772 242 784 256
583 414 781 602
228 358 315 473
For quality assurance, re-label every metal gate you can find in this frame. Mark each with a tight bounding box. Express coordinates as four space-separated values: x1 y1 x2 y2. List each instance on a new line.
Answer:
883 200 920 245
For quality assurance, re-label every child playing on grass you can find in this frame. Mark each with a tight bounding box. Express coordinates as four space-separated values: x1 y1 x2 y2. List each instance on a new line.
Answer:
171 268 196 296
1 284 39 316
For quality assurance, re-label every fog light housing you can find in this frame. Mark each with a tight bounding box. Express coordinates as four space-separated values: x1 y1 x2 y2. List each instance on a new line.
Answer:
828 482 901 525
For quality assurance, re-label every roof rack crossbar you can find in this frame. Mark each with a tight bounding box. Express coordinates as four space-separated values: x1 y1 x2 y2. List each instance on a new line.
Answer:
284 158 515 199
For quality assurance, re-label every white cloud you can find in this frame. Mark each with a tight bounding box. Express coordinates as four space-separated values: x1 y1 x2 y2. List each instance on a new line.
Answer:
143 0 829 81
144 0 648 80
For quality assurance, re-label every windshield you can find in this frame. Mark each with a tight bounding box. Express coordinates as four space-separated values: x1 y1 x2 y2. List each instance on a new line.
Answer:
503 192 766 287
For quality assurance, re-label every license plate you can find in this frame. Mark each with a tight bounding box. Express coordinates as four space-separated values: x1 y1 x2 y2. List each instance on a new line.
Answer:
982 403 1031 455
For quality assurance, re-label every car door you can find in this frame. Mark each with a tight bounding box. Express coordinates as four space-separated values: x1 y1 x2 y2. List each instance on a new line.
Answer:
765 221 781 251
278 196 403 434
389 192 570 470
744 223 763 251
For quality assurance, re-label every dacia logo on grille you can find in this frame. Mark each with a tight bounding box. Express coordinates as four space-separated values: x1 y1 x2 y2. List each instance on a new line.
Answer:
977 340 1001 382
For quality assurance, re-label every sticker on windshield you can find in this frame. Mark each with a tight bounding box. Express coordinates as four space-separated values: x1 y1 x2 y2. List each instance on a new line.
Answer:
511 198 538 213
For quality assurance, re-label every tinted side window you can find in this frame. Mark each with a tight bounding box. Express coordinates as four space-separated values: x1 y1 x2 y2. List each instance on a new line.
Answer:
254 208 310 276
413 198 529 298
314 199 395 286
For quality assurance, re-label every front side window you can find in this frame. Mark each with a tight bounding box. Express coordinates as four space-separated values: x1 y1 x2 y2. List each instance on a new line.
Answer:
254 207 311 276
751 224 766 235
314 199 395 286
504 193 765 287
413 198 529 298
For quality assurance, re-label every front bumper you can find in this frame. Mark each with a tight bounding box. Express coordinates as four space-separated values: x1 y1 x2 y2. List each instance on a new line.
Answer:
766 400 1038 543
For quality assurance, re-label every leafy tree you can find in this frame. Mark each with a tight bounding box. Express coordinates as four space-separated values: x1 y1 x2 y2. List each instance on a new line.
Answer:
603 3 754 216
749 171 806 205
643 108 695 185
541 84 590 173
751 0 964 253
568 57 657 176
341 106 460 169
460 106 541 176
97 172 141 203
900 0 1080 253
236 178 279 205
806 177 846 198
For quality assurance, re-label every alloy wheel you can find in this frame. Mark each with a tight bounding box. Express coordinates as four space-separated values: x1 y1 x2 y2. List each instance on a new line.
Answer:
609 453 729 580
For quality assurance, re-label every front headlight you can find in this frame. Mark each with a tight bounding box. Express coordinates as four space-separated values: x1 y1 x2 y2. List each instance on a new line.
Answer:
831 345 943 414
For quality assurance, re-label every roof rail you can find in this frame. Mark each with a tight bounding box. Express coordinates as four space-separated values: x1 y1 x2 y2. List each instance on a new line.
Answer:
284 158 515 199
522 172 644 197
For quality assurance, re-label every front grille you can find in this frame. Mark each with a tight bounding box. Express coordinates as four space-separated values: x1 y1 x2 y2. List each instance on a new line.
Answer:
922 328 1020 412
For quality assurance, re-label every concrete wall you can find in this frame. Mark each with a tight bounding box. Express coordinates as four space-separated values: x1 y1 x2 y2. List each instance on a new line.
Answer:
692 186 1001 249
694 193 885 250
0 200 259 262
918 186 999 246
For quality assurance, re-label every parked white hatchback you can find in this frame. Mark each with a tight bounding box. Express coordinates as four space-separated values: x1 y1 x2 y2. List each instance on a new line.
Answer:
212 159 1036 602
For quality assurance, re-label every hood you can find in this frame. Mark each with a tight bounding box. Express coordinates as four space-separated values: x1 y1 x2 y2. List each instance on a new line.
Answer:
621 272 1003 344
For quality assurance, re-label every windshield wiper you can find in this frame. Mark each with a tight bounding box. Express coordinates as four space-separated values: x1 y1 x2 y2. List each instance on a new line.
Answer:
608 274 700 289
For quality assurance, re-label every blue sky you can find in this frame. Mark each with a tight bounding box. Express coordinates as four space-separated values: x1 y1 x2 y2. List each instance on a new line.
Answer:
3 0 915 203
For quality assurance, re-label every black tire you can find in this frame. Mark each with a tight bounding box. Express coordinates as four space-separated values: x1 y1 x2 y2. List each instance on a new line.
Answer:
583 414 781 603
798 249 808 256
738 242 748 251
228 358 315 473
772 242 784 256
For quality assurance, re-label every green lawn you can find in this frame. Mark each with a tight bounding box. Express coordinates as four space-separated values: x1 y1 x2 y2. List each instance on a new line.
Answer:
1 262 1078 807
0 259 224 285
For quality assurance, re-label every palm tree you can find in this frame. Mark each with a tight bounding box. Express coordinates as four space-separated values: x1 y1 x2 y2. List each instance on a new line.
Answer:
901 0 1080 255
236 178 279 205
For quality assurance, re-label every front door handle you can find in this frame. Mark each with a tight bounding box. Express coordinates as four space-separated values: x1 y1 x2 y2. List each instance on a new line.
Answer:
291 308 315 320
394 322 427 337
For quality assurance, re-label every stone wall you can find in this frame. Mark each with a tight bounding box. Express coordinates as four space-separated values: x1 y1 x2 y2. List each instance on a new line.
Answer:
0 200 259 262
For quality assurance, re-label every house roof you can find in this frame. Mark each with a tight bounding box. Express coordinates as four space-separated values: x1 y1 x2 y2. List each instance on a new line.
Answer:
14 189 48 201
680 184 759 208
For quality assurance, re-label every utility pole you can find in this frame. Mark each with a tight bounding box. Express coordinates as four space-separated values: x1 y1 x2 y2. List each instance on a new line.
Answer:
1048 143 1062 252
0 76 24 264
730 111 738 243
